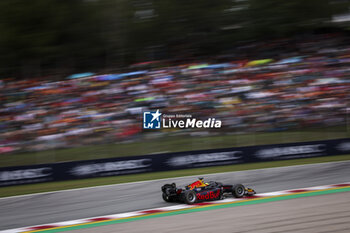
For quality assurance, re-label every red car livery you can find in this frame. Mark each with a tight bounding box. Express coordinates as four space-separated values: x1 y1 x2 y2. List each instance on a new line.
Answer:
161 177 255 204
196 189 221 200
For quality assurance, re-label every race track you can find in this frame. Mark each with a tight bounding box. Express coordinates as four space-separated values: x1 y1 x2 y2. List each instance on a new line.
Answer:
72 191 350 233
0 160 350 231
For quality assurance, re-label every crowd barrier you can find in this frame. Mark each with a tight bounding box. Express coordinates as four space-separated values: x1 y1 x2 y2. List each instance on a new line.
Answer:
1 138 349 187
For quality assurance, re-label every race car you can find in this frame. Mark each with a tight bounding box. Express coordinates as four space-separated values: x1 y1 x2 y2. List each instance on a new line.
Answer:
161 177 255 204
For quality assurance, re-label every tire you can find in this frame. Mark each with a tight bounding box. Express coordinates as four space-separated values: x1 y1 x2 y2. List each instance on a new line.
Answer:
183 190 197 204
232 184 245 198
162 192 174 202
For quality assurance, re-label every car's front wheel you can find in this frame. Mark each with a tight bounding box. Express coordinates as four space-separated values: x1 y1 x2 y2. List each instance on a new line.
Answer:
232 184 245 198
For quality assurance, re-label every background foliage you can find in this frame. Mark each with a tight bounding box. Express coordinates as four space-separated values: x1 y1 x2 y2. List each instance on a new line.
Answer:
0 0 349 77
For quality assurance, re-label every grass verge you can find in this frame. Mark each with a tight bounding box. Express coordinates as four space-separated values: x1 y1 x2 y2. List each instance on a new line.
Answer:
1 127 349 167
0 154 349 198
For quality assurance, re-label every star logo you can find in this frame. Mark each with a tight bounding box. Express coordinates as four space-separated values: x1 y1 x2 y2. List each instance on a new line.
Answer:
150 109 162 122
143 109 162 129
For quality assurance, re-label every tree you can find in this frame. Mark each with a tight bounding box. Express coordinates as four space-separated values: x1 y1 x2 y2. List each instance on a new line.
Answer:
0 0 107 77
244 0 349 38
0 0 350 78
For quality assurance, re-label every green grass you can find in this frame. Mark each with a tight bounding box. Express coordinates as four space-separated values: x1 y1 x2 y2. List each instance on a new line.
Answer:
1 127 349 167
1 154 349 198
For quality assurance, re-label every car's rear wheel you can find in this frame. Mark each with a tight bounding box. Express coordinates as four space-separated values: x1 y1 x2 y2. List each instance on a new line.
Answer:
162 192 174 202
232 184 245 198
184 190 197 204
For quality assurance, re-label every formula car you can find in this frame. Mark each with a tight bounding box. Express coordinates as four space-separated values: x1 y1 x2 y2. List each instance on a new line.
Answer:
161 177 255 204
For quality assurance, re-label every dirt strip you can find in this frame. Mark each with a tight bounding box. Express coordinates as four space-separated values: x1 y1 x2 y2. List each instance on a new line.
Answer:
69 191 350 233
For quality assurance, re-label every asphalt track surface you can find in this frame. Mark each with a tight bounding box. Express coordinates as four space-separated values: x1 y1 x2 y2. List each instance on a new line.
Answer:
73 191 350 233
1 160 350 231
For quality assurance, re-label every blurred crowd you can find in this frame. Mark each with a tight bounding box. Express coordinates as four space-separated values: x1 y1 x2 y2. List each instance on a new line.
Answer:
0 34 349 154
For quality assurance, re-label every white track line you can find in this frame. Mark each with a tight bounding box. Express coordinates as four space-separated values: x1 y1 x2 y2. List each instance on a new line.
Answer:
2 182 350 233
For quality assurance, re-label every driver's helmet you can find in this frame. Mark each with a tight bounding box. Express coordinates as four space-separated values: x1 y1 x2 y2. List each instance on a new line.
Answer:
199 177 209 186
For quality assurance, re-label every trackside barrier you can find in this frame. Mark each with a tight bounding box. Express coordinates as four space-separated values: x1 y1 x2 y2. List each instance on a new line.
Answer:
0 138 349 187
